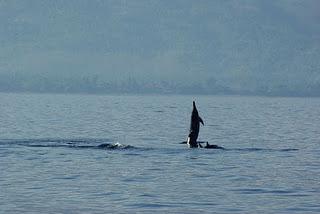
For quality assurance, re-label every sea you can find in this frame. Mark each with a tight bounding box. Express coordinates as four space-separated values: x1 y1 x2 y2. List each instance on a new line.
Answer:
0 92 319 214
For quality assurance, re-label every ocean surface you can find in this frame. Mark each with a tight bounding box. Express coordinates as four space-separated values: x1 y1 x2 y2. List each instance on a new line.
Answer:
0 92 319 214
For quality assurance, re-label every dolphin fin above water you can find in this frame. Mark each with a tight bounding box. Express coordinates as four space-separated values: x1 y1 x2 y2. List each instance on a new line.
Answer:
199 116 204 125
179 141 224 149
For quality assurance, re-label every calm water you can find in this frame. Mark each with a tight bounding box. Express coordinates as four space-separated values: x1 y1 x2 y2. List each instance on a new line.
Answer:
0 93 319 213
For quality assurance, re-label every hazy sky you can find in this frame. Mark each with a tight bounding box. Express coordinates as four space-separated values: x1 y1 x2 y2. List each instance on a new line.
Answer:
0 0 319 95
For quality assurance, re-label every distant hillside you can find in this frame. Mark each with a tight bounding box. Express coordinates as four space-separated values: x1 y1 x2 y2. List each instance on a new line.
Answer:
0 0 319 96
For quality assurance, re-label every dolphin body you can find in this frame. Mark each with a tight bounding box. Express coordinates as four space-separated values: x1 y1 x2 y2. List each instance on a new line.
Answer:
187 101 204 148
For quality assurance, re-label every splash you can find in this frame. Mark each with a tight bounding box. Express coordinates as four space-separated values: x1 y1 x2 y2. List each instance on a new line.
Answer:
0 138 136 150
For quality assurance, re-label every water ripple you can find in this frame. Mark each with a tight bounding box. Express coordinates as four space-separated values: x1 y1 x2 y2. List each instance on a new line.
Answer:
0 139 136 150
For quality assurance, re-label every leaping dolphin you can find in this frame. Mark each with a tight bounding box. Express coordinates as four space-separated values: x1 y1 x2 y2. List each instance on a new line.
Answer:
187 101 204 148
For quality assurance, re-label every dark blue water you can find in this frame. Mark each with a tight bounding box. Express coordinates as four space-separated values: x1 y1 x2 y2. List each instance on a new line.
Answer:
1 93 319 213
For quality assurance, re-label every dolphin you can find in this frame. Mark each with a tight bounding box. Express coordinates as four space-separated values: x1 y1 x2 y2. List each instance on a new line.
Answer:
187 101 204 148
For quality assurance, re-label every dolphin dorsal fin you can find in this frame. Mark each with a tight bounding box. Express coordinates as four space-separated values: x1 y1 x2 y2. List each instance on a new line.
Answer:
199 116 204 125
